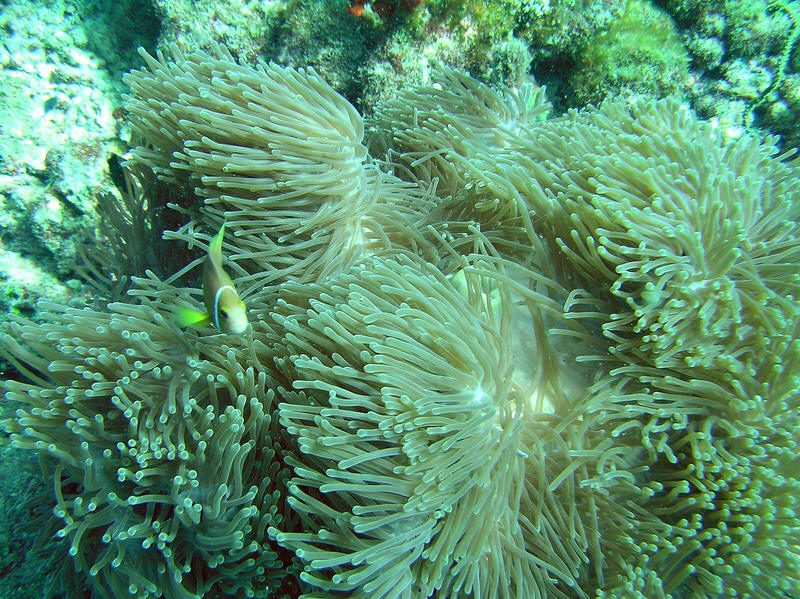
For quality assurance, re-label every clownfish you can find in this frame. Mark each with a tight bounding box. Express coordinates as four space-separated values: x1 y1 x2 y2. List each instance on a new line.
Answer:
176 223 248 334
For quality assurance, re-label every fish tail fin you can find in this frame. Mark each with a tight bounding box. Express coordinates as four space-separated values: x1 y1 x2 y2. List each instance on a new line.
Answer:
175 306 212 329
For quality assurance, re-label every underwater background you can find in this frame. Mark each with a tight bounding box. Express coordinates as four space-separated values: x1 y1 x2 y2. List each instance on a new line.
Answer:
0 0 798 598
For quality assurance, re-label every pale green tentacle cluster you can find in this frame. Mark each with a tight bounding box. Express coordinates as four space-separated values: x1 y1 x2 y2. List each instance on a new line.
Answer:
2 46 799 599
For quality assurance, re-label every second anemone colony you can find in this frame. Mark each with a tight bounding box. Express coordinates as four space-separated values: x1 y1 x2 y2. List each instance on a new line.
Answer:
2 43 799 599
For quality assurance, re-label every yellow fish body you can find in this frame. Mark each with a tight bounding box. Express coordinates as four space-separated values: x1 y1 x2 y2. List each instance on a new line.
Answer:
176 224 248 334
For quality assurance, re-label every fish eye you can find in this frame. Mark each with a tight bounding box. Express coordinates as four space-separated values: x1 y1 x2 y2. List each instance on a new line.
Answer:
219 308 229 319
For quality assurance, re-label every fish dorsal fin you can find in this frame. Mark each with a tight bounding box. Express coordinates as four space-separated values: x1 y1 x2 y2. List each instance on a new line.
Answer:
207 222 225 268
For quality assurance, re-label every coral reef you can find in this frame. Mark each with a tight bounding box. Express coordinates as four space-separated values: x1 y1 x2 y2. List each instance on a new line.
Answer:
666 0 800 148
0 0 148 315
261 1 388 106
2 43 799 599
347 0 424 20
570 0 690 105
0 444 49 598
150 0 282 63
3 0 797 334
77 0 161 80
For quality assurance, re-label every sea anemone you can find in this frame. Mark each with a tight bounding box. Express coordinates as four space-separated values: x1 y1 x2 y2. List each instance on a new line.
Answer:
2 45 799 599
124 43 371 288
1 298 291 598
381 84 800 596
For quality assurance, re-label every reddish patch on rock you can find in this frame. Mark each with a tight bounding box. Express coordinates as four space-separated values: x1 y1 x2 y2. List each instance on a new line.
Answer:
347 0 423 20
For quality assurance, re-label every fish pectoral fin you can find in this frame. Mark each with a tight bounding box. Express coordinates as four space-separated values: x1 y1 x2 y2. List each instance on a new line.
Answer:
175 306 212 329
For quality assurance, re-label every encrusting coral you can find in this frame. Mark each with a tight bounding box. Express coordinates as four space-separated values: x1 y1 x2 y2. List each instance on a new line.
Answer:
1 43 799 599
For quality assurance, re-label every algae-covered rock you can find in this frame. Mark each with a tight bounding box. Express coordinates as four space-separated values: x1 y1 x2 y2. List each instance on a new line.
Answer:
0 0 129 309
571 0 690 104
